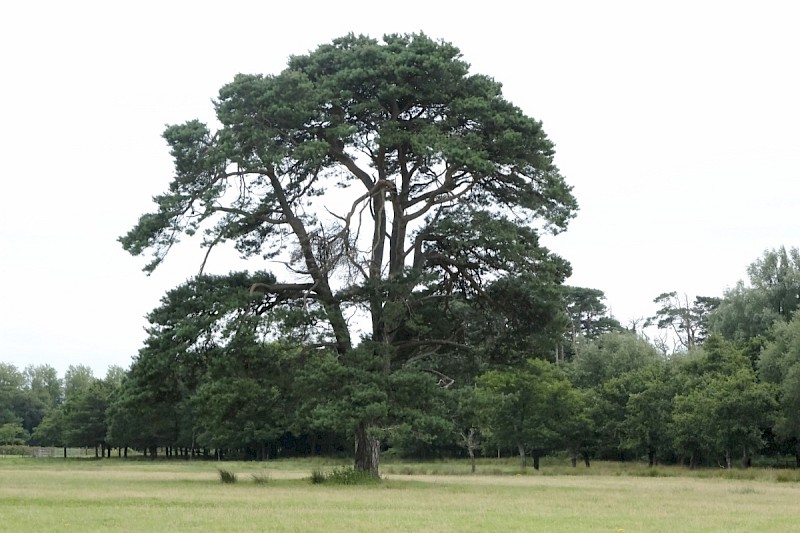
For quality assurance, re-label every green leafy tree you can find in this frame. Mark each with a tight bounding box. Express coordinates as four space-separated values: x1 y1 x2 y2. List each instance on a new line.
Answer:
568 332 664 460
120 33 577 475
107 272 275 457
23 365 62 410
708 247 800 358
191 340 301 458
62 377 115 456
478 359 579 469
30 408 66 449
709 281 779 343
568 331 661 390
617 364 676 466
671 337 775 468
64 365 94 402
759 314 800 464
0 422 28 445
747 246 800 320
0 363 24 425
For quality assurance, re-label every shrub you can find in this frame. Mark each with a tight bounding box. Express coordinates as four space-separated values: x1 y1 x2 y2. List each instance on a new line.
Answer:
218 469 237 484
310 468 326 484
0 445 31 456
309 467 380 485
251 471 271 484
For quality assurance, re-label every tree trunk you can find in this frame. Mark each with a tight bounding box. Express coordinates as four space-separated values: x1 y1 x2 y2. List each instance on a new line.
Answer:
725 449 732 469
462 428 477 474
583 452 591 468
518 444 526 468
354 423 380 477
63 447 67 458
648 449 655 467
532 452 540 471
571 455 577 467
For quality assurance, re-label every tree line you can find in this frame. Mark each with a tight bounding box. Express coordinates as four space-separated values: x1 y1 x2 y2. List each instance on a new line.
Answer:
4 246 800 471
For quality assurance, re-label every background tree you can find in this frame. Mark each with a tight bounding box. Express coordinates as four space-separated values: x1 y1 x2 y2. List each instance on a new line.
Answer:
120 33 577 475
645 292 719 352
708 247 800 362
747 246 800 321
568 331 661 390
107 272 273 458
617 364 676 466
671 337 775 468
759 313 800 465
561 286 621 360
23 365 62 410
478 358 578 469
0 363 24 426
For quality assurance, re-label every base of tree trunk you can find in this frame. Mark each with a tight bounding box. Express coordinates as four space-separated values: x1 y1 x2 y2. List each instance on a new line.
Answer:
354 423 380 478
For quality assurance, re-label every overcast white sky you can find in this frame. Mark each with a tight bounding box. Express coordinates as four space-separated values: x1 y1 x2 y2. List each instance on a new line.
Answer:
1 1 798 377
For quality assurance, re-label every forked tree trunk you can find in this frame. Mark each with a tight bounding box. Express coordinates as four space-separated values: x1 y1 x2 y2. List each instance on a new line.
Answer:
354 422 380 477
518 444 527 468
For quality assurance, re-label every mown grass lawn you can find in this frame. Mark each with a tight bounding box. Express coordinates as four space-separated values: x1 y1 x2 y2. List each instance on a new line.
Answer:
2 457 800 532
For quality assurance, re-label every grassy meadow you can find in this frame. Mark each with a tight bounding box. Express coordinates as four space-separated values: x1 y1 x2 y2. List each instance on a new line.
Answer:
2 457 800 531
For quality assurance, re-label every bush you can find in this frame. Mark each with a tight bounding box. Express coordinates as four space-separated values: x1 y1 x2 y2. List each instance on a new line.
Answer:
251 471 271 484
310 468 327 484
0 445 31 456
218 469 237 484
309 467 380 485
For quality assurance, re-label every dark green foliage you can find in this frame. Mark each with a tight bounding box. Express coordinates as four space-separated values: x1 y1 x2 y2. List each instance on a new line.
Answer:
671 337 776 467
477 359 581 468
568 331 662 389
562 286 622 353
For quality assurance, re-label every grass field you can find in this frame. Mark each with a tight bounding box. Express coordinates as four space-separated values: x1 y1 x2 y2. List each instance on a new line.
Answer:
2 457 800 532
